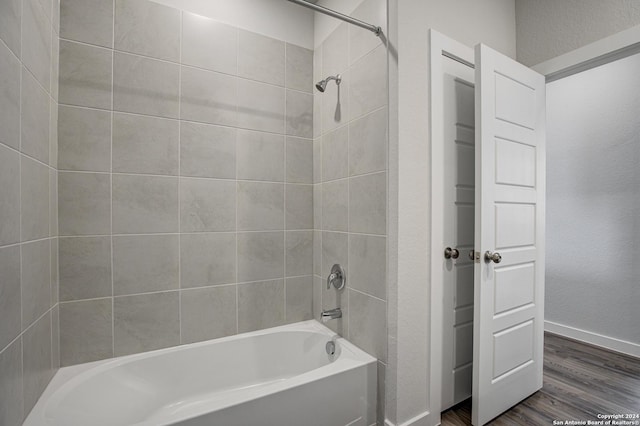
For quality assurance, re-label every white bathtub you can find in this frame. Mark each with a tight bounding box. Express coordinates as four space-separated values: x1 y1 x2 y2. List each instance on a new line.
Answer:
24 320 377 426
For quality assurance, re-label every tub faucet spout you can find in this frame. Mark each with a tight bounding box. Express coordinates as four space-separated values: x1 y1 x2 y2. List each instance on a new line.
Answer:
321 308 342 322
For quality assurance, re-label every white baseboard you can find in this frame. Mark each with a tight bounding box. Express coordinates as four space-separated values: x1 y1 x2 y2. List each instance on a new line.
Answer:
384 410 432 426
545 320 640 358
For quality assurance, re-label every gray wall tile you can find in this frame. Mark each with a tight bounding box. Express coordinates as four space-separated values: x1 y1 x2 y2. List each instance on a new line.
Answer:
180 178 236 232
322 125 348 182
49 98 58 168
236 130 284 182
238 280 285 332
285 230 312 277
60 298 112 366
349 172 386 235
22 0 51 90
286 90 313 138
114 0 180 61
50 237 58 305
22 312 52 418
60 0 114 48
285 43 312 93
313 182 320 229
349 44 387 120
21 156 49 241
321 231 348 280
58 105 111 172
181 286 236 344
180 233 236 288
180 122 236 179
322 22 348 76
237 182 284 231
0 41 21 150
0 338 23 426
59 236 111 301
238 30 284 86
313 230 321 276
50 35 59 102
112 174 178 234
313 137 321 183
112 113 179 175
181 66 237 127
286 184 313 230
113 234 178 295
237 79 284 134
51 305 59 370
349 0 385 65
0 0 21 58
349 234 386 300
322 179 348 232
114 292 179 356
237 232 284 282
59 40 112 109
52 0 60 33
349 107 387 176
113 52 179 118
21 68 50 164
0 246 21 350
285 276 313 323
312 276 322 320
181 13 236 75
348 289 386 361
0 145 20 245
286 137 313 184
58 172 111 236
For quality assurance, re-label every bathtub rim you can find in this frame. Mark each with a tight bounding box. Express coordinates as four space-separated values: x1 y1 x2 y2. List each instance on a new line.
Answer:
25 319 377 426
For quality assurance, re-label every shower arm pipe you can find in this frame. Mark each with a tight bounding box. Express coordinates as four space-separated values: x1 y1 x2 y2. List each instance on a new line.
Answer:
286 0 382 37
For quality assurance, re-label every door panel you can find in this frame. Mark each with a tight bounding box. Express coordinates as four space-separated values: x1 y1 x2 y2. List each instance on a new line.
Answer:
472 44 545 425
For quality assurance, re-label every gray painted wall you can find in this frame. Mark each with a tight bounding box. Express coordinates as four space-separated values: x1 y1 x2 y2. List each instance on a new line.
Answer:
516 0 640 66
546 52 640 346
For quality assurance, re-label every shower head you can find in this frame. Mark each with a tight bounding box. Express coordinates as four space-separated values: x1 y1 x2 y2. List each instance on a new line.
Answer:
315 74 342 93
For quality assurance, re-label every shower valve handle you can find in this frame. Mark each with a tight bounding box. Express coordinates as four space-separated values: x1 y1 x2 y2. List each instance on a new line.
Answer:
327 264 346 290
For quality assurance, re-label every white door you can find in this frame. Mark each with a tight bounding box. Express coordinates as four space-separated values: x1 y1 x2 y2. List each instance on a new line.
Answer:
472 44 546 425
441 55 475 410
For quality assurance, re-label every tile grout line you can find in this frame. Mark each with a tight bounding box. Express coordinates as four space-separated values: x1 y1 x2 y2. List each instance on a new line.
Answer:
283 42 288 324
59 37 313 96
19 0 25 416
177 10 182 345
235 28 239 335
110 0 115 359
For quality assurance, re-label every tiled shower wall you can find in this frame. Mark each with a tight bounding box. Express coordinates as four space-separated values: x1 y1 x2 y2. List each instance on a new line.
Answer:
312 0 388 422
0 0 60 423
56 0 314 366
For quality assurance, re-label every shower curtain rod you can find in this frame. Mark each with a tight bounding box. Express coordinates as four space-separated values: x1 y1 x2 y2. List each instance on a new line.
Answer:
286 0 382 37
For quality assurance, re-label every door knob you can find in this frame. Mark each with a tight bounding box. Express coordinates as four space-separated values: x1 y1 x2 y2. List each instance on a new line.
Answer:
444 247 460 259
484 251 502 264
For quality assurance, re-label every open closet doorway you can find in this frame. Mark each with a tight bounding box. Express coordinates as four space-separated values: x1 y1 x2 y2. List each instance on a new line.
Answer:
430 25 640 426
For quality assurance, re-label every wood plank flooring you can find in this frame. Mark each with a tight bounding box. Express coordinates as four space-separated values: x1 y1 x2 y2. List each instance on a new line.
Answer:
441 332 640 425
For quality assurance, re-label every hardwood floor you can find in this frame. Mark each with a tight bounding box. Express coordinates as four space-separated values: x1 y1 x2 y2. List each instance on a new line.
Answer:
441 332 640 425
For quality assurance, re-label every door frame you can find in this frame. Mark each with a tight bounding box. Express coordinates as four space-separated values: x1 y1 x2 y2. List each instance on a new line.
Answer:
428 24 640 425
428 29 474 420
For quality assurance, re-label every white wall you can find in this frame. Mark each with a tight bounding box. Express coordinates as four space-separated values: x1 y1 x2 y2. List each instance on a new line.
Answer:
149 0 315 48
546 52 640 353
516 0 640 66
387 1 515 425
